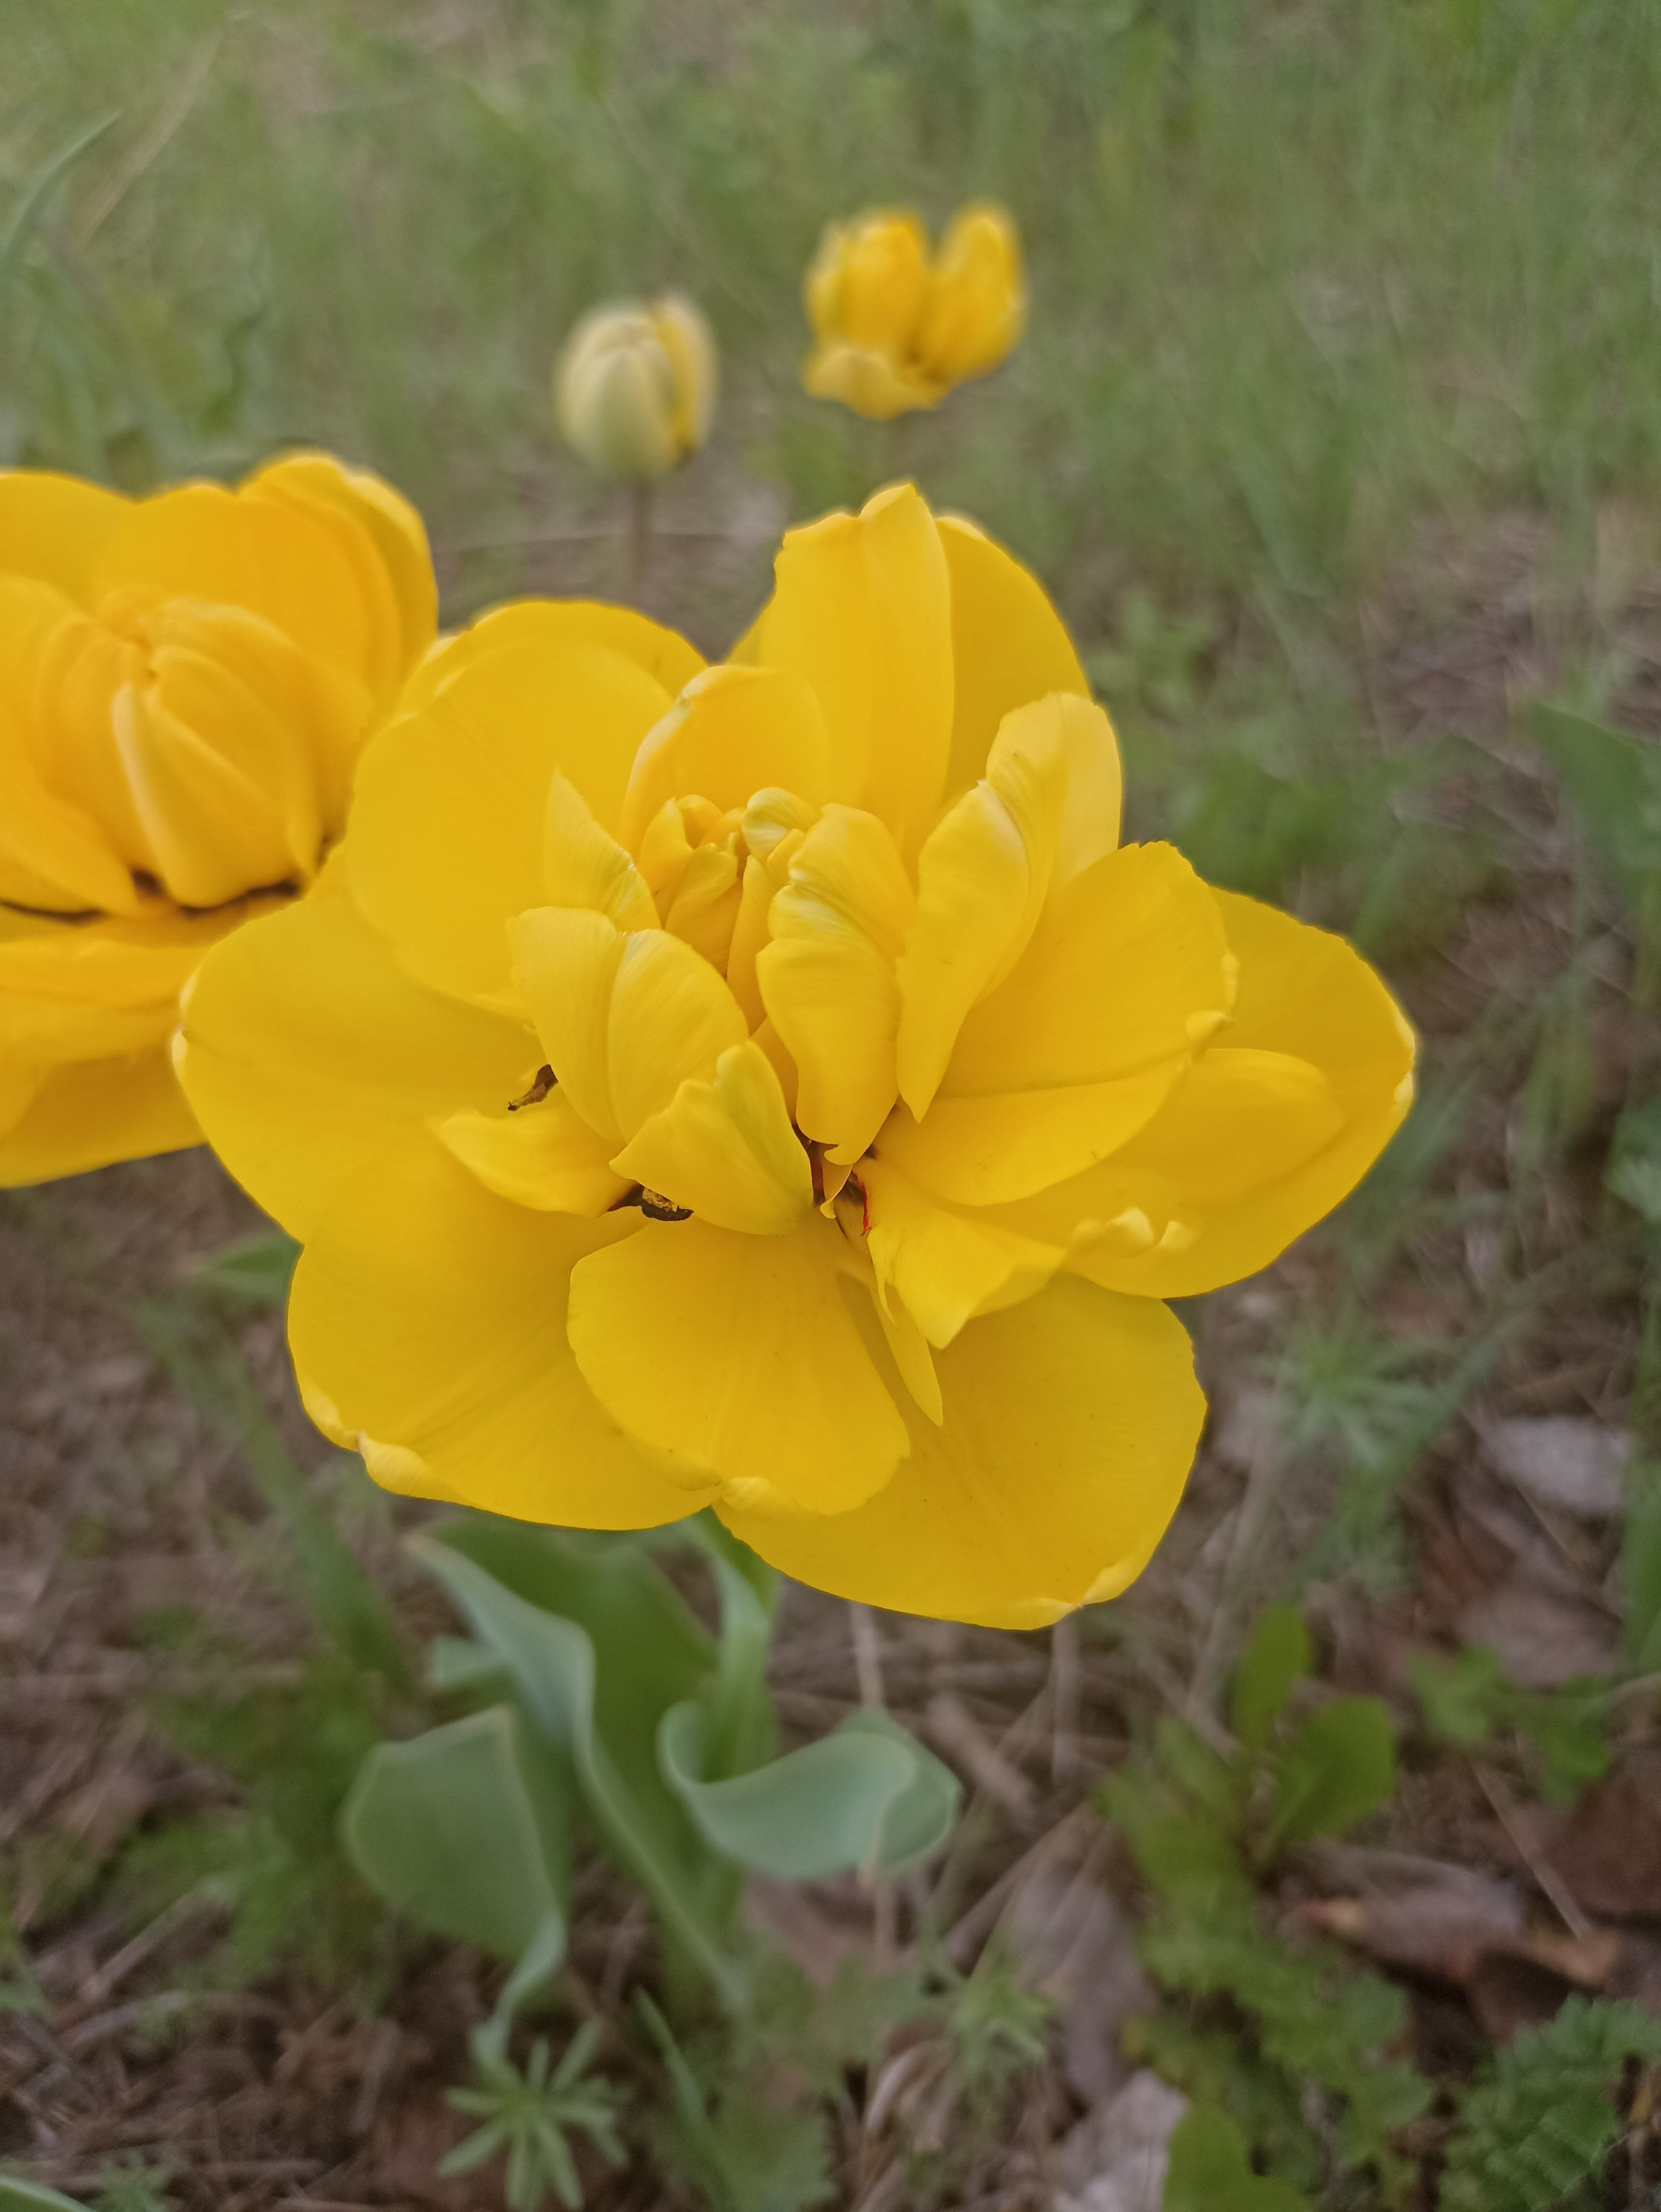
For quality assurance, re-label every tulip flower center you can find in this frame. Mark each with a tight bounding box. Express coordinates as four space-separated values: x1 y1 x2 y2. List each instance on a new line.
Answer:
19 589 363 919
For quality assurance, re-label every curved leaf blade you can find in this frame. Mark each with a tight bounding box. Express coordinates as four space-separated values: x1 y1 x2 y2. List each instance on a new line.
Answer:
342 1705 570 1962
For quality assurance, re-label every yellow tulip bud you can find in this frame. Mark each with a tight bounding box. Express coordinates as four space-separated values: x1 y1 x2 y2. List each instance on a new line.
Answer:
802 201 1026 419
0 451 436 1186
555 294 718 484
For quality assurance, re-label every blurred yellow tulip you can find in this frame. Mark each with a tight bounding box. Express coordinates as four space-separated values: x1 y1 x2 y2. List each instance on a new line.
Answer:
555 295 718 484
0 452 435 1185
803 203 1026 419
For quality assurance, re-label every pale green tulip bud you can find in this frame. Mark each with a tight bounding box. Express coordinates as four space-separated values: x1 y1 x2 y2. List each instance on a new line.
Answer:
554 295 718 485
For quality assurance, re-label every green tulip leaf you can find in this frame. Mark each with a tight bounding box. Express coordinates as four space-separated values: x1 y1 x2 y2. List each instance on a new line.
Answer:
1264 1695 1395 1854
659 1701 958 1879
1230 1605 1312 1755
342 1705 571 1963
413 1528 742 2006
0 2181 94 2210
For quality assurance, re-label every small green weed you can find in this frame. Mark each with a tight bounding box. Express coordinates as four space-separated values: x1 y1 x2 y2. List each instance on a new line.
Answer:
1439 1996 1661 2212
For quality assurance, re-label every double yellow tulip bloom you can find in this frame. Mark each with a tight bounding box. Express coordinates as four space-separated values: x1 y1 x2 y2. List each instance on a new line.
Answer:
177 483 1412 1629
803 204 1026 419
0 455 434 1184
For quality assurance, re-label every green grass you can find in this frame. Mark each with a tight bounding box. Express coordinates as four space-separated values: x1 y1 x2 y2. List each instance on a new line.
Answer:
5 0 1661 650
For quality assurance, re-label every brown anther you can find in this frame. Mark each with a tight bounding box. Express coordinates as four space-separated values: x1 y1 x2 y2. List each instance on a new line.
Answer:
638 1188 693 1222
507 1064 556 1112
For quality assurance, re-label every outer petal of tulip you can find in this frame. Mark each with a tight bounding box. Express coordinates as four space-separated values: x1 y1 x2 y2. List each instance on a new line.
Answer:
801 340 941 420
289 1132 708 1527
403 599 705 719
0 1046 199 1184
0 906 230 1063
350 612 697 1004
0 471 127 602
719 1275 1204 1629
917 203 1027 386
241 453 438 712
935 515 1095 804
566 1213 908 1515
1048 890 1416 1297
754 483 954 853
804 211 930 356
881 841 1232 1204
175 879 531 1239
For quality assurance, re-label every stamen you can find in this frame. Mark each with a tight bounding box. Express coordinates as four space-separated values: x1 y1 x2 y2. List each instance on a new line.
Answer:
507 1064 556 1111
639 1188 694 1222
609 1182 694 1223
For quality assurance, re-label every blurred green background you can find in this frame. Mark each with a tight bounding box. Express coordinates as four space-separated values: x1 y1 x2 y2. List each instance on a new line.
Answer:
7 0 1661 640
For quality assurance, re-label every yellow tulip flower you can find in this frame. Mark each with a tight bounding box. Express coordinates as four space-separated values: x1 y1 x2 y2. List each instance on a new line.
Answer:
177 485 1413 1629
0 453 436 1185
556 296 718 484
803 203 1026 419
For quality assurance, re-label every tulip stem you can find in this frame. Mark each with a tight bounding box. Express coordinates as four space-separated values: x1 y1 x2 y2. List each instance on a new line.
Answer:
625 481 654 607
849 1601 886 1710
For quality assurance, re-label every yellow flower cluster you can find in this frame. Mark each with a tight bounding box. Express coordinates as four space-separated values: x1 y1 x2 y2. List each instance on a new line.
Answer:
170 482 1411 1628
0 210 1413 1626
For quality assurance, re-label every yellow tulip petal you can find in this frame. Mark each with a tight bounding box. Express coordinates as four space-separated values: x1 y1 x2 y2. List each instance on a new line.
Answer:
886 841 1230 1203
0 1044 198 1188
0 1059 42 1140
726 855 773 1029
291 1132 704 1526
801 342 942 420
1065 892 1416 1297
936 514 1094 804
566 1214 908 1513
243 452 437 707
112 685 296 910
612 1039 813 1235
896 691 1085 1118
660 842 742 966
756 484 953 852
720 1275 1204 1629
0 579 139 913
437 1092 628 1216
917 203 1026 385
403 598 704 719
859 1152 1064 1347
542 773 658 930
756 804 912 1162
0 902 228 1063
510 909 747 1146
881 1063 1191 1210
177 882 531 1239
0 470 129 603
619 663 830 853
350 635 675 1003
507 906 624 1140
806 210 930 353
93 477 375 688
